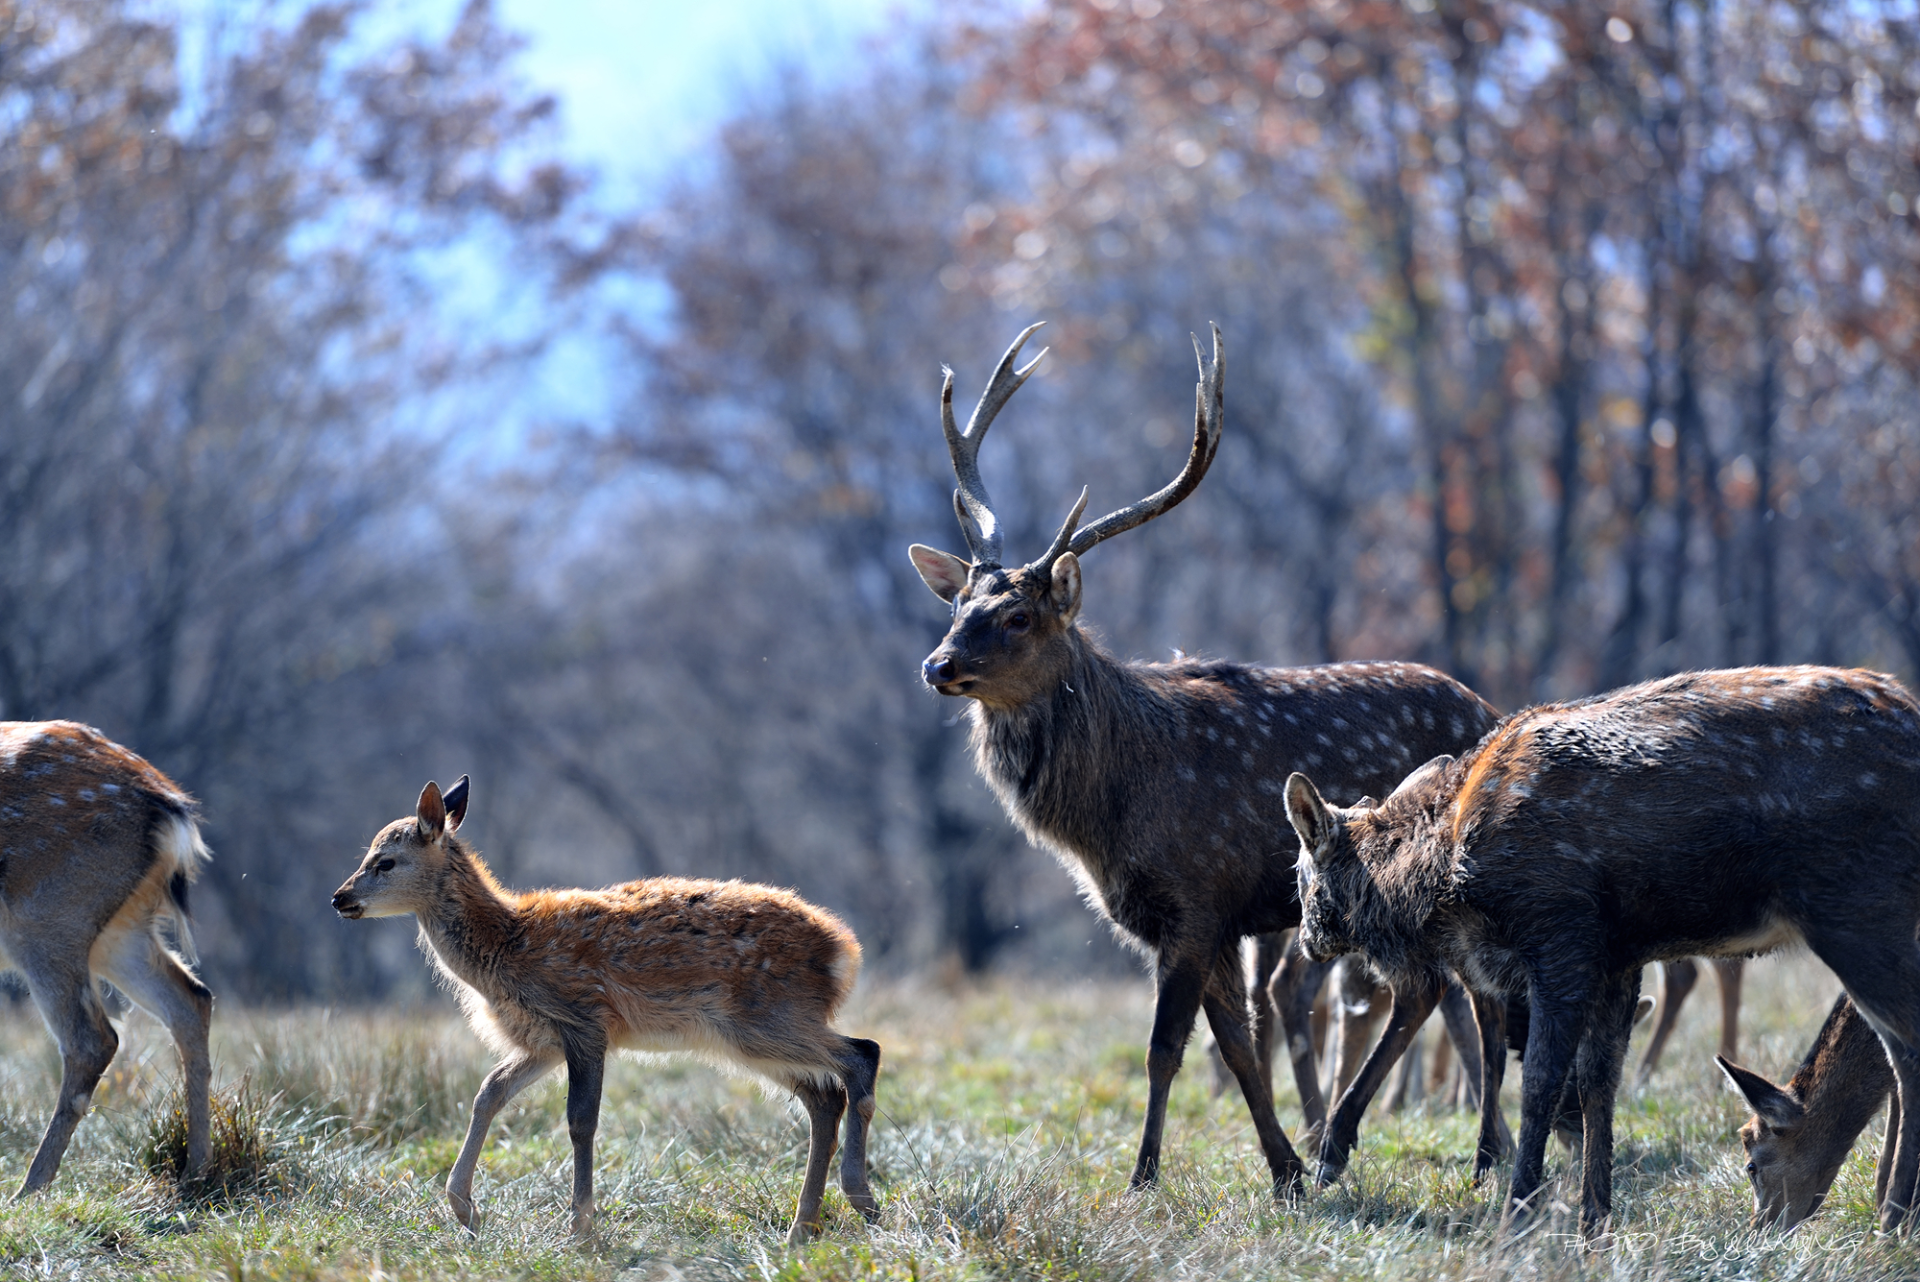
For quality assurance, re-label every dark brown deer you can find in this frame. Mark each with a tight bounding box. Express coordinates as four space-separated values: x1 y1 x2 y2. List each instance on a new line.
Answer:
1286 665 1920 1238
331 777 881 1243
908 323 1498 1196
1720 993 1896 1229
0 720 212 1195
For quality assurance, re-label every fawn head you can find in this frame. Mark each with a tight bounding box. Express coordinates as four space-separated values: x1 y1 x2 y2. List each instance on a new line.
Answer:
1719 1055 1837 1229
1285 758 1453 963
332 776 470 920
910 323 1224 709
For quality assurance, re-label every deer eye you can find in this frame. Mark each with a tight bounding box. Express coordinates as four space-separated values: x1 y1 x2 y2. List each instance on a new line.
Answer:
1007 611 1031 633
375 858 396 874
1746 1160 1758 1176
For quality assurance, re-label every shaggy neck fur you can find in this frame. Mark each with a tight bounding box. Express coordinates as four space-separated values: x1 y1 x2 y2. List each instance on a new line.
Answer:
1329 809 1457 988
968 627 1149 881
414 838 519 994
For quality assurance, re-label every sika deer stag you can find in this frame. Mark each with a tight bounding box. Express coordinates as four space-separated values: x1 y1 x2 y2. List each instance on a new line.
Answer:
0 721 212 1195
908 323 1497 1196
331 777 881 1243
1720 993 1895 1229
1287 666 1920 1239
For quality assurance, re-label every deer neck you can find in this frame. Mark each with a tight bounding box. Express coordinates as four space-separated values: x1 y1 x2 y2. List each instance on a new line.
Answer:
1790 998 1897 1182
414 842 520 992
969 628 1142 870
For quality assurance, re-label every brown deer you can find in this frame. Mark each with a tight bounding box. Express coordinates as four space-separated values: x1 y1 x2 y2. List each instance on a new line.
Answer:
1637 957 1744 1083
330 777 881 1243
1286 665 1920 1238
0 720 211 1194
907 323 1499 1197
1720 993 1896 1229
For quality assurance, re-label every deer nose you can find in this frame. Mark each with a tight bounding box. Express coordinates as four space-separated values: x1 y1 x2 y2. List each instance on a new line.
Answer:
923 654 957 686
330 889 355 912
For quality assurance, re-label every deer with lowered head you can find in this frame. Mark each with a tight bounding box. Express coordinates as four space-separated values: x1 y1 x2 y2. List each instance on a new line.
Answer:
0 721 212 1196
1286 665 1920 1239
1720 993 1896 1229
908 323 1499 1196
331 777 881 1243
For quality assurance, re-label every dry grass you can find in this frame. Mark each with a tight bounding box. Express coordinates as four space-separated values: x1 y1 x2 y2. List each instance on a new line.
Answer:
0 954 1910 1279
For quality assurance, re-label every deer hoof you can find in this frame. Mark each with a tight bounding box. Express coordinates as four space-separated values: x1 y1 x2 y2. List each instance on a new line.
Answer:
446 1189 476 1233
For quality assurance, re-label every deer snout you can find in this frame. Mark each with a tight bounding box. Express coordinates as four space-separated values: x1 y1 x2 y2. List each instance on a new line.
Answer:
923 649 972 693
331 885 364 919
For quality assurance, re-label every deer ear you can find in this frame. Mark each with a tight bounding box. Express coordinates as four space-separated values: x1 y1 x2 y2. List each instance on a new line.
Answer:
1718 1055 1805 1129
1389 754 1455 802
416 781 447 842
1286 773 1336 856
909 544 971 602
443 775 470 834
1049 552 1081 619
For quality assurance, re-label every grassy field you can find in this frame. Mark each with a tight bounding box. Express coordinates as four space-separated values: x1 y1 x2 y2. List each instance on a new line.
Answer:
0 955 1912 1280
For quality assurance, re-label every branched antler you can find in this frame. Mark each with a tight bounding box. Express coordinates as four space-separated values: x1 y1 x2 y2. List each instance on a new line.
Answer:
941 322 1048 568
1030 323 1224 569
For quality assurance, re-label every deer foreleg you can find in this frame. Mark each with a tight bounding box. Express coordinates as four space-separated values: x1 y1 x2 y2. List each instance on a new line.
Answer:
1880 1090 1903 1215
1633 959 1696 1085
1511 983 1591 1222
1273 935 1330 1143
563 1037 606 1238
1712 958 1744 1064
447 1049 558 1231
1574 971 1641 1242
1130 959 1207 1189
1203 952 1304 1197
1468 987 1510 1180
1315 976 1440 1186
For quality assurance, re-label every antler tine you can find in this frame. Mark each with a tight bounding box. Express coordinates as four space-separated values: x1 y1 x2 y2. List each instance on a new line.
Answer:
1033 486 1090 570
1059 323 1224 561
941 322 1049 568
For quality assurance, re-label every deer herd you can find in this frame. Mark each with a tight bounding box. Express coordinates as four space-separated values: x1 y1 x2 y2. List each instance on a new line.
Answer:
1 323 1915 1246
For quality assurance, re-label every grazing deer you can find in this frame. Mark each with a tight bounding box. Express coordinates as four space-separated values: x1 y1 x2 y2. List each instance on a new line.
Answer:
0 720 211 1195
1720 994 1896 1229
1637 957 1744 1083
1287 665 1920 1238
907 323 1498 1196
330 777 881 1243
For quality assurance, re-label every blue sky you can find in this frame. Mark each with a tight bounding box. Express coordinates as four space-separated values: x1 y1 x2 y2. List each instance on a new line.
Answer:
491 0 908 197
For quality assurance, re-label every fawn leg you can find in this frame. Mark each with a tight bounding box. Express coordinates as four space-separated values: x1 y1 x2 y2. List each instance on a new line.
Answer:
837 1037 882 1220
787 1079 846 1245
15 959 118 1197
447 1049 559 1230
1203 949 1304 1197
1273 935 1330 1143
1633 959 1696 1085
98 926 213 1178
1316 975 1440 1185
1574 971 1641 1242
1130 956 1207 1189
1469 988 1510 1180
1712 958 1744 1065
563 1037 606 1237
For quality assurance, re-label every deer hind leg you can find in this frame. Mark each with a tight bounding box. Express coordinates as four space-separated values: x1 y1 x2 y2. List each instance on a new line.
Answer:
1315 975 1441 1186
1328 958 1385 1101
561 1036 607 1238
94 924 212 1178
1881 1090 1904 1213
14 957 118 1196
1712 958 1744 1064
786 1076 846 1246
447 1048 559 1232
1572 970 1642 1242
1202 946 1304 1198
1130 955 1207 1190
1272 933 1330 1145
835 1037 882 1223
1633 959 1697 1085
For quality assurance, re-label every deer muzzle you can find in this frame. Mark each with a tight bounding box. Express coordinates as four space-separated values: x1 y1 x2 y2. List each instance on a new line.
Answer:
331 886 365 919
922 650 972 694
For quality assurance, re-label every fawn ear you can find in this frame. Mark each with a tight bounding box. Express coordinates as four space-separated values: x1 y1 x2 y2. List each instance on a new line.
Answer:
442 775 470 834
1389 753 1455 802
416 781 447 842
909 544 971 602
1049 552 1081 620
1718 1055 1805 1129
1286 773 1336 858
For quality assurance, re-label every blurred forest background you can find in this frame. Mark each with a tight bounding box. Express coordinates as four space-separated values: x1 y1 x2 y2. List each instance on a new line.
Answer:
4 0 1919 1000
